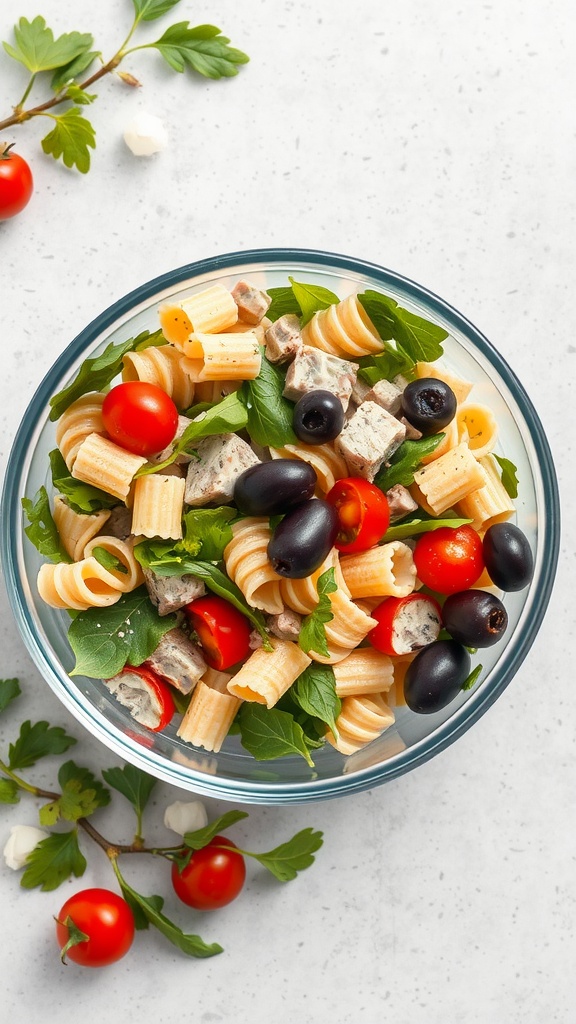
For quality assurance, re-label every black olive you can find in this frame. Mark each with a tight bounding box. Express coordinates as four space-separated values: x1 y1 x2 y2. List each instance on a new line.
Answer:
400 377 457 436
482 523 534 592
293 389 344 445
267 499 339 578
404 639 471 714
442 589 508 648
234 460 317 517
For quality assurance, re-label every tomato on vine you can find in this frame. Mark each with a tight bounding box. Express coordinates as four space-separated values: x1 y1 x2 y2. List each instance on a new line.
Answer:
55 888 135 967
171 837 246 911
0 144 33 221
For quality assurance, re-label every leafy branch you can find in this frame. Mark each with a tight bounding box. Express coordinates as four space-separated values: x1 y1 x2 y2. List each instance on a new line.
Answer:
0 0 249 172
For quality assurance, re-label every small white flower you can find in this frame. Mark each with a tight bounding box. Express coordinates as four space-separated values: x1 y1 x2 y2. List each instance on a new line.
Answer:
3 825 50 870
123 112 168 156
164 800 208 837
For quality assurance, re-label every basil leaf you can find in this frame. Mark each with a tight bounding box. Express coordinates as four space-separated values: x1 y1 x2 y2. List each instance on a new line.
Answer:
182 810 249 852
288 277 339 326
241 349 297 447
22 486 72 563
291 664 340 740
298 568 337 658
493 454 519 499
359 290 448 363
266 286 302 322
151 22 249 79
382 512 473 543
246 827 324 882
374 434 444 491
101 763 158 818
49 449 118 514
49 336 140 421
236 704 317 766
90 546 128 575
357 343 414 386
137 391 248 475
132 0 183 22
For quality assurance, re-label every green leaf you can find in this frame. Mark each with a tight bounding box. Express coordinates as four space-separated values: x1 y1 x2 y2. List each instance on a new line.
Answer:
298 568 337 659
358 290 448 364
246 827 324 882
50 49 99 92
137 392 248 475
236 704 316 766
49 449 119 514
240 349 297 447
181 507 236 562
0 779 20 804
8 720 77 771
152 22 249 79
357 342 414 386
288 277 339 326
493 454 519 499
20 830 86 891
382 512 473 543
133 0 183 21
115 868 222 958
62 83 97 106
3 16 93 74
462 663 483 692
374 434 445 491
49 337 144 421
67 586 177 679
91 546 129 575
182 810 249 853
0 677 21 714
291 664 340 740
265 286 302 322
101 763 158 818
41 108 96 174
40 761 111 825
22 486 72 563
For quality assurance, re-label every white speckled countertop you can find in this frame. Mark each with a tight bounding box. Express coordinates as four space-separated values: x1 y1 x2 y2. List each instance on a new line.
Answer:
0 2 573 1021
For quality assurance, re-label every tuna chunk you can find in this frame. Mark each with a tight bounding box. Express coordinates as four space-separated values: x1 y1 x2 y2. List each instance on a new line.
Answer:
385 484 418 521
143 568 206 616
153 415 196 465
146 627 207 695
231 280 271 325
184 433 260 506
335 401 406 481
100 504 133 540
282 345 357 411
363 378 403 415
265 314 303 364
267 608 302 641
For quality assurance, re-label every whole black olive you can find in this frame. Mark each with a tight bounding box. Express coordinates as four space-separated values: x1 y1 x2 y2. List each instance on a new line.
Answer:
234 460 317 517
293 389 345 445
400 377 457 436
267 499 339 578
404 639 471 714
482 523 534 592
442 589 508 648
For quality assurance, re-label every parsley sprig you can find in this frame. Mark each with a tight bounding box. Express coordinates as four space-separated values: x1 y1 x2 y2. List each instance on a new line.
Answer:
0 678 323 959
0 1 249 172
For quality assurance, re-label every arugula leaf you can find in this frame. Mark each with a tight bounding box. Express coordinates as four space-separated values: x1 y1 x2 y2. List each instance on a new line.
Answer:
151 22 249 79
493 454 519 499
181 507 236 562
8 721 77 771
241 349 297 447
382 512 473 543
91 546 129 575
50 449 118 514
0 779 20 804
41 108 96 173
245 827 324 882
20 830 86 891
373 434 444 491
132 0 183 21
22 486 72 563
49 336 148 421
462 663 483 691
182 810 249 853
0 677 21 715
39 760 111 825
291 664 340 740
67 586 177 679
288 277 339 326
115 867 222 958
137 392 248 475
3 17 93 74
359 290 448 364
298 568 337 658
265 286 302 322
101 763 158 819
236 704 316 766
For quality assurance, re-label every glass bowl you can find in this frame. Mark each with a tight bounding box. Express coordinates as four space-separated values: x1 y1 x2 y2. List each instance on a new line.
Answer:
0 248 560 804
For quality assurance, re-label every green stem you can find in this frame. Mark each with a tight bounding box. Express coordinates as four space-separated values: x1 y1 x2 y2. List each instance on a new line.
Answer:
16 73 37 111
0 758 57 798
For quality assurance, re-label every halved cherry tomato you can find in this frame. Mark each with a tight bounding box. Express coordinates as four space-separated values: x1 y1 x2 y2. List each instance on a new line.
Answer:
55 888 135 967
413 525 484 595
368 593 443 656
326 477 390 554
102 381 178 457
107 664 175 732
186 595 251 670
171 836 246 910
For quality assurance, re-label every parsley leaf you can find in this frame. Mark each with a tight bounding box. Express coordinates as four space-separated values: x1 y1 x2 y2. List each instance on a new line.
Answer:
291 664 340 740
67 586 177 679
3 16 93 74
236 704 317 766
493 454 519 499
41 108 96 173
151 22 249 79
20 830 86 891
22 486 72 563
240 349 297 447
132 0 183 21
39 761 111 825
137 392 248 475
0 779 20 804
101 763 158 819
374 435 444 491
48 335 150 421
8 720 77 771
246 827 324 882
298 567 337 658
359 290 448 364
0 677 21 715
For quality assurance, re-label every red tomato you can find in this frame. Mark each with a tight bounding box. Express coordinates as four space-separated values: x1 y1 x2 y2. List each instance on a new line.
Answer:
116 664 175 732
102 381 178 457
326 477 390 553
368 593 442 656
55 888 135 967
0 145 33 220
171 837 246 911
186 595 251 670
413 525 484 595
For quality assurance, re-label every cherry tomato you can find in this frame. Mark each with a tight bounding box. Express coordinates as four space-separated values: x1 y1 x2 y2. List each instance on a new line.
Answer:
368 593 442 656
171 837 246 910
110 664 175 732
0 145 33 221
413 525 484 595
102 381 178 457
326 477 390 554
186 595 251 670
55 888 135 967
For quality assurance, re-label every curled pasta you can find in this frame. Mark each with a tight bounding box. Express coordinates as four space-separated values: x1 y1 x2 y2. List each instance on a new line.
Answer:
131 474 185 540
177 669 242 752
56 393 105 471
302 295 383 358
326 692 395 755
224 518 284 615
339 542 416 599
456 453 515 530
37 535 143 611
226 639 311 708
332 648 394 697
121 344 195 410
53 495 111 562
269 441 348 495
